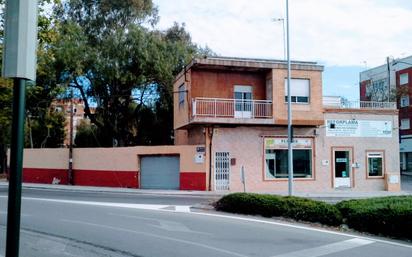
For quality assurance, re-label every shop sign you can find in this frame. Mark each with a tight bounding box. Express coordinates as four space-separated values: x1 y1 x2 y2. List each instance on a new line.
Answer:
326 120 392 138
265 138 312 149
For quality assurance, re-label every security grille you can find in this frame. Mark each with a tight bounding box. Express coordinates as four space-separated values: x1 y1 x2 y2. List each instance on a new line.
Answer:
215 152 230 190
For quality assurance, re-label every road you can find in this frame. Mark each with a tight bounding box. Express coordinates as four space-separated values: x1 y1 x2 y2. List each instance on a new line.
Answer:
0 187 411 257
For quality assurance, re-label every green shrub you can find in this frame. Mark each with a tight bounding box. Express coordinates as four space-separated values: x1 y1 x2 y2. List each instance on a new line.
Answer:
336 196 412 239
215 193 342 226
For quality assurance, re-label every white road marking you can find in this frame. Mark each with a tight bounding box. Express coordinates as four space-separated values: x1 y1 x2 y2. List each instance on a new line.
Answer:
0 195 191 213
61 219 248 257
188 211 412 250
2 195 412 250
174 205 191 212
0 210 31 217
272 238 374 257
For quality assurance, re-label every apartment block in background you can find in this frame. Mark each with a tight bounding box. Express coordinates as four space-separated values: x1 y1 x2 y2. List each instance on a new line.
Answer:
360 55 412 173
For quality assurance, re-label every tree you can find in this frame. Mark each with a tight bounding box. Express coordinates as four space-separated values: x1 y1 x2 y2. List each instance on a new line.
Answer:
52 0 212 147
0 0 66 151
74 119 100 147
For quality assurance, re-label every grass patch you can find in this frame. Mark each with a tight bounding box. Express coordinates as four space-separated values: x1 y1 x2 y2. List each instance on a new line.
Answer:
336 196 412 239
215 193 342 226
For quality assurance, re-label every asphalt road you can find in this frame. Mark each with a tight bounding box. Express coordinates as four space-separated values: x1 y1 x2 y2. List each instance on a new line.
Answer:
0 188 411 257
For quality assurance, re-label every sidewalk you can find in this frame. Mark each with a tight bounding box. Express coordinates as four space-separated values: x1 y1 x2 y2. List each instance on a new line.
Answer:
1 180 411 201
0 181 224 198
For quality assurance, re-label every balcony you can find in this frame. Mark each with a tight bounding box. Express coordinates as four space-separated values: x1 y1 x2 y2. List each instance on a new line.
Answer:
192 97 273 125
323 97 397 110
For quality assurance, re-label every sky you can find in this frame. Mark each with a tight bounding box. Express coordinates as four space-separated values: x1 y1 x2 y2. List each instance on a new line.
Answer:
153 0 412 100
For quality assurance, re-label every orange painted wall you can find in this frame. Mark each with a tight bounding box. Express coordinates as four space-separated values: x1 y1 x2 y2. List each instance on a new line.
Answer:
190 70 267 100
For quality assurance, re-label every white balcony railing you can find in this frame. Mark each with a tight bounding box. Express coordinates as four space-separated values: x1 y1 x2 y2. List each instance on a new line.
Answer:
323 98 397 110
192 97 272 119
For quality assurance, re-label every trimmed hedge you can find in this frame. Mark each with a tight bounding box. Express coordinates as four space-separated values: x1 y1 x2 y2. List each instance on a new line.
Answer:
215 193 342 226
336 196 412 239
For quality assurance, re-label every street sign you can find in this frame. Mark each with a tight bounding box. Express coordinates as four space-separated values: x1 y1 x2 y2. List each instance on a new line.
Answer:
2 0 38 81
3 1 38 257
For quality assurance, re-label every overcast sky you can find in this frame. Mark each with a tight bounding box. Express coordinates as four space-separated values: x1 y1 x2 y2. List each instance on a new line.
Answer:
153 0 412 100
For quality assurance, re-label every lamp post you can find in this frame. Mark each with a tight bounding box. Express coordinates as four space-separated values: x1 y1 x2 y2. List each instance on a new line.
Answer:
286 0 293 196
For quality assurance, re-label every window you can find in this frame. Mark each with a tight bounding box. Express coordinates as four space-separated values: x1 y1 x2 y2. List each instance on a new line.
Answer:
367 152 384 177
264 138 312 179
284 79 310 103
401 118 410 130
400 73 409 85
400 95 410 107
178 84 185 105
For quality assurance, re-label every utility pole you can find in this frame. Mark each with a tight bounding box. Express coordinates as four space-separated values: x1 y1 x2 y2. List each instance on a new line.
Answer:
68 89 74 185
286 0 293 196
2 1 38 256
386 56 391 102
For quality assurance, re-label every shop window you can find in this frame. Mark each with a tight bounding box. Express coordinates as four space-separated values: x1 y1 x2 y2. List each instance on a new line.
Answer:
367 152 384 177
400 95 410 108
264 138 312 179
284 79 310 103
401 118 410 130
400 73 409 85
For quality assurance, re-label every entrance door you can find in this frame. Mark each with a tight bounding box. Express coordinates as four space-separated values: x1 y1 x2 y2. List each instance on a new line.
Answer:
215 152 230 190
234 86 252 118
333 149 352 188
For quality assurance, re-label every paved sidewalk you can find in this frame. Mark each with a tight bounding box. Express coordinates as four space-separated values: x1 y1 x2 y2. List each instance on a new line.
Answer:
1 180 411 202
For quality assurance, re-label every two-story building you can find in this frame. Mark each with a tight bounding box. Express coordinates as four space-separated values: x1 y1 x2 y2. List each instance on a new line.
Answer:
174 56 400 192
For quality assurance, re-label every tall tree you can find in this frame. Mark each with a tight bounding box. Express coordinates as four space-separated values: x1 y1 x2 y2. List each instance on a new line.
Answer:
0 0 66 150
53 0 212 147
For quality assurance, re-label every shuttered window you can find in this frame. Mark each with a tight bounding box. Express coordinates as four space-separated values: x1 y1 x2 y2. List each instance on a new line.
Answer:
284 78 310 103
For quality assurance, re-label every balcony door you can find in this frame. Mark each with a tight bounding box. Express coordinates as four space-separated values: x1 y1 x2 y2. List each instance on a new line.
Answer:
234 85 252 118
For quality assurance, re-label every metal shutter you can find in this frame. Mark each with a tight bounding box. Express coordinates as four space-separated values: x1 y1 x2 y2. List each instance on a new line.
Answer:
140 156 180 189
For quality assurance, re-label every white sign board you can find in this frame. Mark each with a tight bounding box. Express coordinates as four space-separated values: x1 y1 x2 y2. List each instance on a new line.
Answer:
2 0 38 81
265 138 312 149
326 120 392 138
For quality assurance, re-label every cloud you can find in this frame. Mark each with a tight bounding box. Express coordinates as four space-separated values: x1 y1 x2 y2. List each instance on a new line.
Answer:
153 0 412 66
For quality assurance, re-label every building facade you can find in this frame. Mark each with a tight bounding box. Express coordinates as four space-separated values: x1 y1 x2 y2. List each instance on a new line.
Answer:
360 55 412 173
51 99 94 146
174 57 400 192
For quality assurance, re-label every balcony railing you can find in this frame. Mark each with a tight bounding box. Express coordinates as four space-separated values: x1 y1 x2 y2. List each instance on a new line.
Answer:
323 99 397 110
192 97 272 119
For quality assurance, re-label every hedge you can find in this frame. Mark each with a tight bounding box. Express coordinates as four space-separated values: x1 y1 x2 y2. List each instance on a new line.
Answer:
336 196 412 239
215 193 342 226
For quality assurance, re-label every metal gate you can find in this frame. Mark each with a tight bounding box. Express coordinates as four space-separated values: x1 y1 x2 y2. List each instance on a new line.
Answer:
215 152 230 190
140 156 180 189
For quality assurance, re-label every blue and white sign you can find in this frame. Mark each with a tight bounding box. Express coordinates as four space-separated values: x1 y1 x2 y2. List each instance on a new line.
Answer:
326 120 392 138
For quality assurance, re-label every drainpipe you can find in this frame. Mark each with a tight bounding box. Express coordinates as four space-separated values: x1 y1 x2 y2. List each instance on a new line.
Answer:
208 126 214 191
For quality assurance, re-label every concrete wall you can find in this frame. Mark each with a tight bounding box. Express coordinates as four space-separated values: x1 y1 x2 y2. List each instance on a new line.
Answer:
211 112 399 193
16 145 207 190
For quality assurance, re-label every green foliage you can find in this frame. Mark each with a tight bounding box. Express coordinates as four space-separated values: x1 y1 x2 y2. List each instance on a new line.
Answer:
215 193 343 226
0 0 66 148
52 1 212 146
74 120 100 148
336 196 412 239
